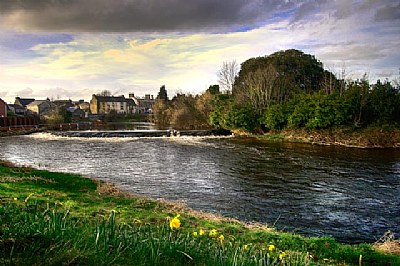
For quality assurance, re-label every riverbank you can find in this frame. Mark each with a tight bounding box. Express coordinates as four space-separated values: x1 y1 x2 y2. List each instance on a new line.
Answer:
0 128 43 138
0 160 399 265
242 126 400 148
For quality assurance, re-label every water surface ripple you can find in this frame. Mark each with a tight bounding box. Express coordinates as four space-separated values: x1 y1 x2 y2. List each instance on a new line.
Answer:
1 133 399 243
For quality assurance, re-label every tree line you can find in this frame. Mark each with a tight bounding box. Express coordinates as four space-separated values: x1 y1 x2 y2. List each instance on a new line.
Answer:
153 49 400 132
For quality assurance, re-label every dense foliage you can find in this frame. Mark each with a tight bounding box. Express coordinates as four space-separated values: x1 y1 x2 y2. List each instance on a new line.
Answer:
152 49 399 132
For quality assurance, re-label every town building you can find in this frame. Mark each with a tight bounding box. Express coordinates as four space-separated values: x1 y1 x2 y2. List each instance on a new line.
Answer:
7 104 26 116
26 99 55 116
0 98 7 117
75 100 90 112
89 94 137 115
14 97 35 108
129 93 155 114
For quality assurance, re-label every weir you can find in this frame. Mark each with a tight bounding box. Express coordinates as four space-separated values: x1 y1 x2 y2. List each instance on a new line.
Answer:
50 129 232 138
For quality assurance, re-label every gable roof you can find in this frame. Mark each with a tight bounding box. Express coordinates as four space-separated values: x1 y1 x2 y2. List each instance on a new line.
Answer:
27 100 51 106
8 104 24 110
15 97 35 107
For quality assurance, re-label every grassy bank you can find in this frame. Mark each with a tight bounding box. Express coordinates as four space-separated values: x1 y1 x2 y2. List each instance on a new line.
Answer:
0 161 399 265
254 126 400 148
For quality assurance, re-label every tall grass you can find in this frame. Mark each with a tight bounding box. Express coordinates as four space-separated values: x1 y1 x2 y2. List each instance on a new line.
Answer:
0 201 311 266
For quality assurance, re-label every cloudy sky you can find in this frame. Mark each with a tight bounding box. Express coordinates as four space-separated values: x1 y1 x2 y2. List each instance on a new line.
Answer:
0 0 399 103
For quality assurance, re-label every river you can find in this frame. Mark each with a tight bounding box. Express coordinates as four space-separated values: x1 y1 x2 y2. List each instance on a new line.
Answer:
0 132 399 243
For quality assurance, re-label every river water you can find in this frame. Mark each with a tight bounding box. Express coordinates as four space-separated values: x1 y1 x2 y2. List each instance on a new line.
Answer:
0 132 399 243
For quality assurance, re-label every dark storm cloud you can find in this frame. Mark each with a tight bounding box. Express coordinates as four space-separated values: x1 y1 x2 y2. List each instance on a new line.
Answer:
374 2 400 22
0 0 299 32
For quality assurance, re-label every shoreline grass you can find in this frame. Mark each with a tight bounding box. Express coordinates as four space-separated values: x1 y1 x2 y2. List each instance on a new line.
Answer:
1 160 399 265
257 126 400 148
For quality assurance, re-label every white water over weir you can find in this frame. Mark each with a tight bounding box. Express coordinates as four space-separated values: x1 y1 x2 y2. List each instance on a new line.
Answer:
50 129 232 138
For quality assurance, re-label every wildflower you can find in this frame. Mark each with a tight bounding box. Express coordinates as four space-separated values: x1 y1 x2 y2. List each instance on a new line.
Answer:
24 193 34 202
219 234 225 241
279 251 286 260
13 197 17 201
134 219 142 224
209 229 217 237
192 231 198 237
199 229 204 236
242 244 250 251
268 244 275 252
169 214 181 230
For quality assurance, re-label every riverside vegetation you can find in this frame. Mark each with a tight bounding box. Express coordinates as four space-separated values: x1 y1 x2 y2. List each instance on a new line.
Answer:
1 160 399 265
152 49 400 147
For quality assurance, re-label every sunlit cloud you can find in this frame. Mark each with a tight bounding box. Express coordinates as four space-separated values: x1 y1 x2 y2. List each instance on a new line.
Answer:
0 0 399 103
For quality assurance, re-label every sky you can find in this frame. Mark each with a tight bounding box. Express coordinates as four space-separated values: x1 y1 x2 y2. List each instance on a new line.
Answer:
0 0 399 103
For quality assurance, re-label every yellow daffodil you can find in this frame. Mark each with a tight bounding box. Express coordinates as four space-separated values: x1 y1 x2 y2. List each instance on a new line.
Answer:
268 244 275 252
219 234 225 241
192 231 198 237
169 214 181 230
209 229 217 237
279 251 286 260
199 229 204 236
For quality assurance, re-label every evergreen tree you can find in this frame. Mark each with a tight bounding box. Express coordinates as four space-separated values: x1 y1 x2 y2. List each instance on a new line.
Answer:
157 85 168 100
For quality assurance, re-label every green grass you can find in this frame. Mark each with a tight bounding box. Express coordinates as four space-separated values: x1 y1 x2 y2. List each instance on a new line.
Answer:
0 160 399 265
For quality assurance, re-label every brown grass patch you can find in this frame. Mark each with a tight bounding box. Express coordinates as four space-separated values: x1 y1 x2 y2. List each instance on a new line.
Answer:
96 181 136 198
373 231 400 255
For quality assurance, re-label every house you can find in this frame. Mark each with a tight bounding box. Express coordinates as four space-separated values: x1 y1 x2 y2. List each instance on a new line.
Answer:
7 104 26 116
69 107 86 120
53 99 75 109
26 99 55 116
75 100 90 112
89 94 137 115
0 98 7 117
14 97 35 108
129 93 155 114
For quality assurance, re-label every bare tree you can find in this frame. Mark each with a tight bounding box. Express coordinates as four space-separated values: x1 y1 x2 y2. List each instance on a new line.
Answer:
236 64 278 116
217 60 239 92
98 90 112 96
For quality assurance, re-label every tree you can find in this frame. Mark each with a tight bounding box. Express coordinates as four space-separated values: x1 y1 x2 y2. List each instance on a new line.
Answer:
152 99 170 128
157 85 168 100
367 80 400 125
206 85 220 95
45 107 72 125
235 65 278 117
234 49 335 100
217 60 239 92
98 90 112 96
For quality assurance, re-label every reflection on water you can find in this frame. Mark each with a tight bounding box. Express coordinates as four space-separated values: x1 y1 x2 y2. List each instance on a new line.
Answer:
0 133 399 243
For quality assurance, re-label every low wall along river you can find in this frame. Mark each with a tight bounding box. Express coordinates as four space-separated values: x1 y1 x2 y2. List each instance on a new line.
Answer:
0 132 399 243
